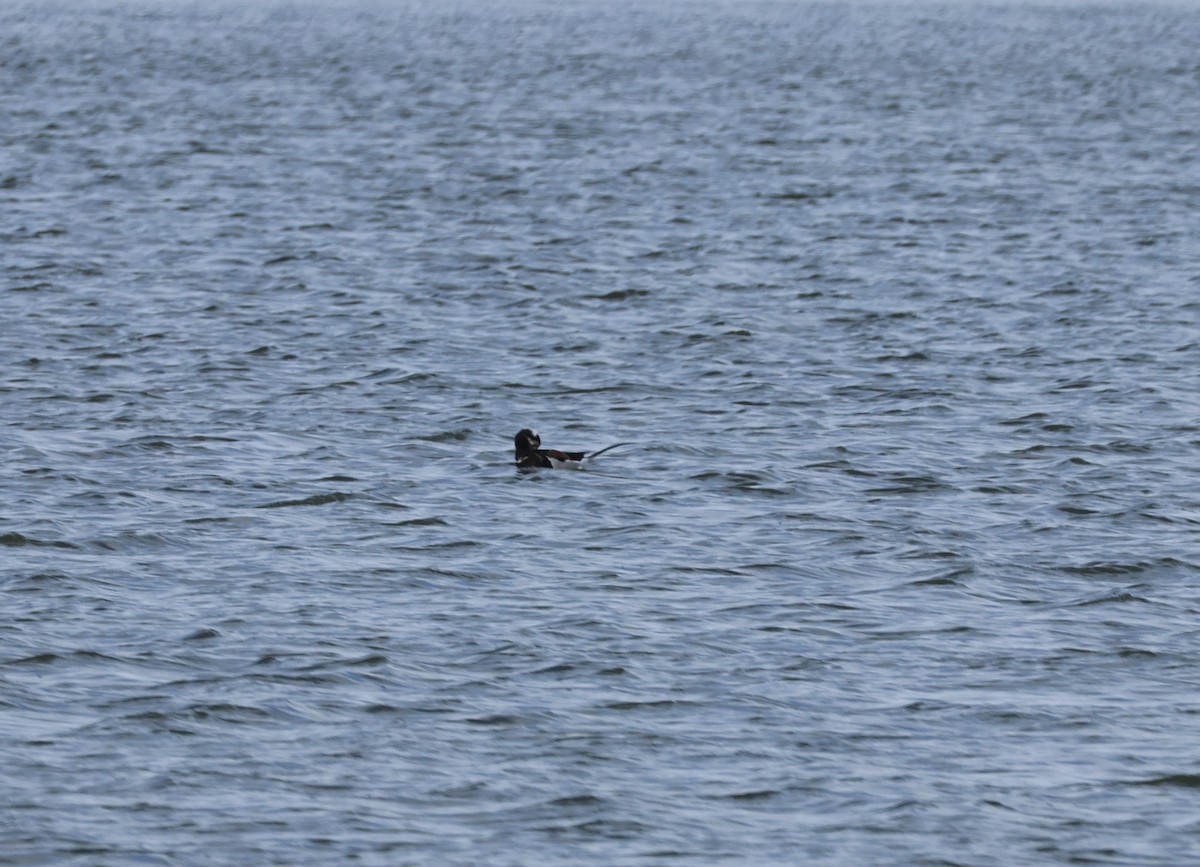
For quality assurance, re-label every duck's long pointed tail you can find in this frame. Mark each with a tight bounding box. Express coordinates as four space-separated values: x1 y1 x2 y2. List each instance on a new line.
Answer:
584 442 634 461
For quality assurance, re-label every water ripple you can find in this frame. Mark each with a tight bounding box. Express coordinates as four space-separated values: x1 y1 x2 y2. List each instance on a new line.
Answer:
3 1 1200 864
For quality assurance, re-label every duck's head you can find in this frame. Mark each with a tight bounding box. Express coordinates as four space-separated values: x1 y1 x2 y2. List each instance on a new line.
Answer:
514 428 541 458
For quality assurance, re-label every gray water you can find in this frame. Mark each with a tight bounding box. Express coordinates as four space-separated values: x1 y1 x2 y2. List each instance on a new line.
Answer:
3 0 1200 863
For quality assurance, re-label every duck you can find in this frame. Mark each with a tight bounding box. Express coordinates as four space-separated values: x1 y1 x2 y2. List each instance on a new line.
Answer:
514 428 628 470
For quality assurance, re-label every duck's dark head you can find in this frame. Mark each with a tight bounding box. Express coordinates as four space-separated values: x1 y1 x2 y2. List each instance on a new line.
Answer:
514 428 541 460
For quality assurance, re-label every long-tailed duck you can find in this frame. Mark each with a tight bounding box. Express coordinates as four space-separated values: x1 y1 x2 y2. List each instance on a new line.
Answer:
514 428 628 470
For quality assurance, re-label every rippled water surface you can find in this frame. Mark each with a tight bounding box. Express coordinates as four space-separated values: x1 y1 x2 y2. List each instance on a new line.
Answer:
3 0 1200 863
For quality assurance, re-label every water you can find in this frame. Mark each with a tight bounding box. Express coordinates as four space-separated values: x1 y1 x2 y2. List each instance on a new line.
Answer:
3 0 1200 862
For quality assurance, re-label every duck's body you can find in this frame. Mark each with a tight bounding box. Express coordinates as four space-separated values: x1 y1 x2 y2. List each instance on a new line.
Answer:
514 428 628 470
514 429 586 470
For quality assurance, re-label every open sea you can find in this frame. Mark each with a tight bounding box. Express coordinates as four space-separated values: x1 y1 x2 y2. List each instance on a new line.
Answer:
3 0 1200 863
